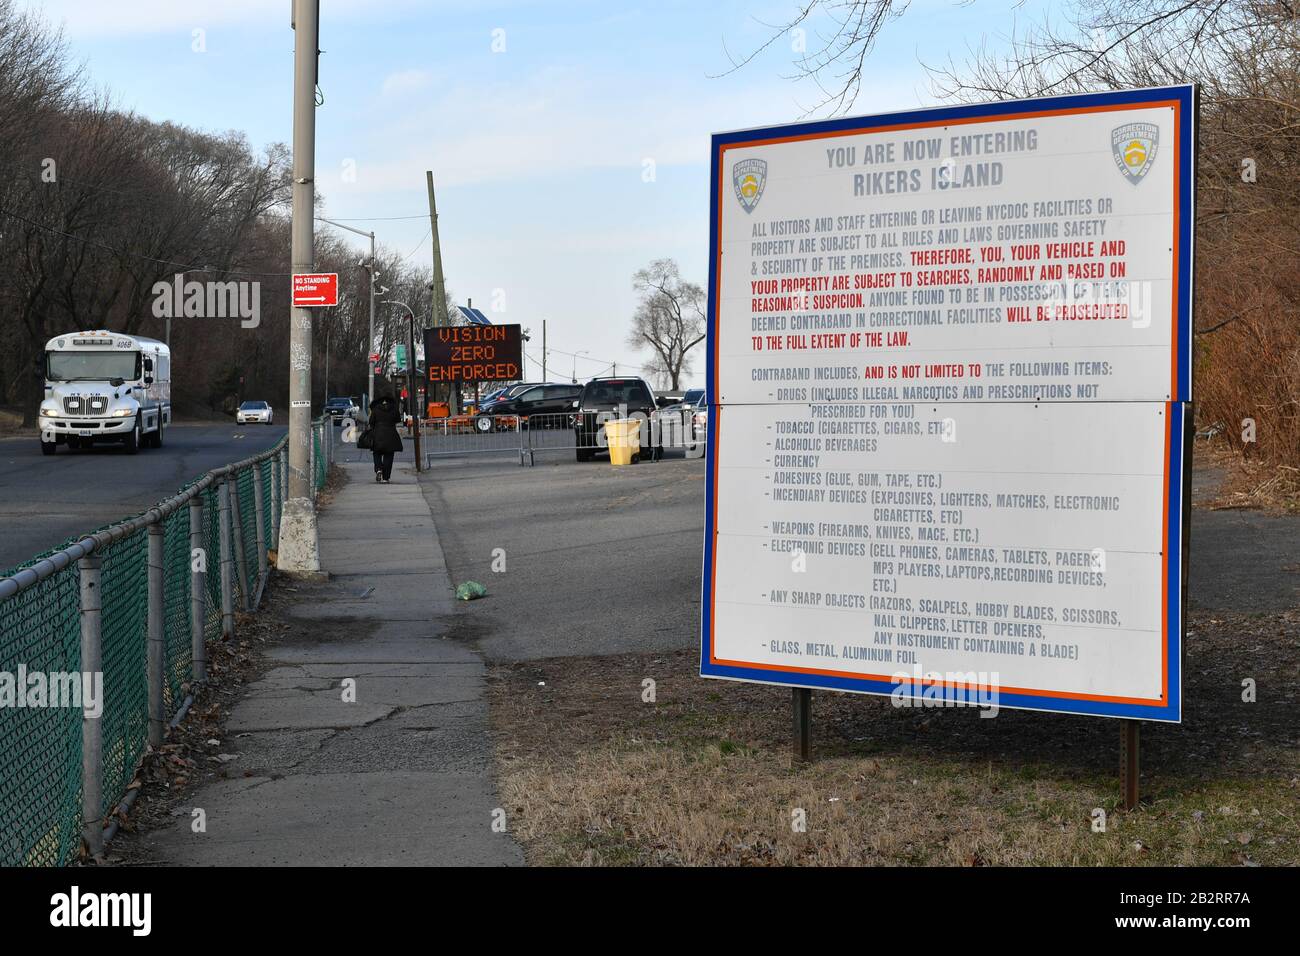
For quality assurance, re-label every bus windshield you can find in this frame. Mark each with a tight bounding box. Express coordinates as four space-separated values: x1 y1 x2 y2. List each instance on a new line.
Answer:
47 351 140 382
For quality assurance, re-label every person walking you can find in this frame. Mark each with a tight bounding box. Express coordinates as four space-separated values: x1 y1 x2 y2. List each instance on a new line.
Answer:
367 393 403 483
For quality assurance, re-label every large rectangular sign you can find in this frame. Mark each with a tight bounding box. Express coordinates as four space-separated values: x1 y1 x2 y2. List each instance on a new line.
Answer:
702 86 1195 722
423 324 523 384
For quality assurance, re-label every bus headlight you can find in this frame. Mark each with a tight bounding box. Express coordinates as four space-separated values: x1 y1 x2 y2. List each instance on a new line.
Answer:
111 408 134 417
41 406 59 417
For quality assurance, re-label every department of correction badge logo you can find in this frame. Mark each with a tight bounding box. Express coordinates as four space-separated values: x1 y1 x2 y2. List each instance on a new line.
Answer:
1111 122 1159 184
732 158 767 213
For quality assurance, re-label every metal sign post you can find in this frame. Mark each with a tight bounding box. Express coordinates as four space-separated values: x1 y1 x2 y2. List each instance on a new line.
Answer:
1120 721 1141 810
792 688 811 763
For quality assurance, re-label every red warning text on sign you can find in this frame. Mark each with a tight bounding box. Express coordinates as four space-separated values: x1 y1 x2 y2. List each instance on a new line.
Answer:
292 273 339 308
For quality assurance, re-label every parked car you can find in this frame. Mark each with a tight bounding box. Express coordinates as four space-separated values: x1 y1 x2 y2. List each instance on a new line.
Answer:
324 396 359 422
572 376 667 462
475 383 581 432
477 382 544 414
237 400 274 425
657 387 707 443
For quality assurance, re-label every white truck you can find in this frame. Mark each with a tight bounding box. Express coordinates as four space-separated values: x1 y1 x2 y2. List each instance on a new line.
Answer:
39 330 172 455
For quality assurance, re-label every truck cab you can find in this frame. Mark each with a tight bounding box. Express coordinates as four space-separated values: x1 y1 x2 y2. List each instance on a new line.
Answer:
39 330 172 455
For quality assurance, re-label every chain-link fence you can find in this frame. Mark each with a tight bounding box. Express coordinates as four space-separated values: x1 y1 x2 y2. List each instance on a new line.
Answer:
0 419 332 866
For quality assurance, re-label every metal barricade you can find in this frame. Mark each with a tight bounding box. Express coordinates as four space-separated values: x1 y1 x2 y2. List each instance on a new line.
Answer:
421 413 529 467
413 406 708 469
523 408 706 465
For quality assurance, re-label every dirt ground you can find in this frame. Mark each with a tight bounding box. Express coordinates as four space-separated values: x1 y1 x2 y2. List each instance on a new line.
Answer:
487 608 1300 866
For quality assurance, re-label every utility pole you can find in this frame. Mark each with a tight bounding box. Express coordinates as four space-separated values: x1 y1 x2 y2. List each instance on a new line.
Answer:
317 216 376 406
386 301 422 472
407 311 422 471
542 320 547 381
426 170 451 409
279 0 321 573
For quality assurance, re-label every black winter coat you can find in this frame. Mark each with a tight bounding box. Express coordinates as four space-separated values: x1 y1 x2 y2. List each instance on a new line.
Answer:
368 398 404 454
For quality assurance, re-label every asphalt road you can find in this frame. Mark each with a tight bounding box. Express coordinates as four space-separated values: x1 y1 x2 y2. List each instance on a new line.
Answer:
418 446 704 661
417 449 1297 665
0 422 286 572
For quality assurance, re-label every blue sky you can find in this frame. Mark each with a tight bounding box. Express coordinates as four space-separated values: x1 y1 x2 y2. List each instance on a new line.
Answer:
22 0 1053 386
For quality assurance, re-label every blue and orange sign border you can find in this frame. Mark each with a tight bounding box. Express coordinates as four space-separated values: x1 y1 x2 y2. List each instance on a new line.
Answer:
701 86 1196 722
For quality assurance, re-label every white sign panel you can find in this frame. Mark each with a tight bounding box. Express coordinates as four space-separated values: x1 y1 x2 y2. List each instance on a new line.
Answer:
702 87 1195 721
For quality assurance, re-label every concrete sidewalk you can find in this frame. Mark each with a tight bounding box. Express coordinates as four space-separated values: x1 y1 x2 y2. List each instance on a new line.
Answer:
139 450 522 866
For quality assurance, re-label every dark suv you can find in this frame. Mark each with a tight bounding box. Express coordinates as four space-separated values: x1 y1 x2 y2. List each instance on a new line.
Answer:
572 377 665 462
324 396 359 423
475 383 581 432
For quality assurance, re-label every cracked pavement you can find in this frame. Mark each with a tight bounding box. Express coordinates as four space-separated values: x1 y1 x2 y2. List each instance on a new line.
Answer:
133 449 523 866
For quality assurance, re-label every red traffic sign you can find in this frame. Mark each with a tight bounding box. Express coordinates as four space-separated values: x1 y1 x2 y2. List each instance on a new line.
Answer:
292 273 339 308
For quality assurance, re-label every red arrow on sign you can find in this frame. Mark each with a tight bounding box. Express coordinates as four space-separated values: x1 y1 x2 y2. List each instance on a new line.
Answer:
292 273 339 308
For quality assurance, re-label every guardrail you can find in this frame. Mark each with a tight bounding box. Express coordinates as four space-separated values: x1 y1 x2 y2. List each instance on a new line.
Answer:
0 418 334 866
419 408 707 467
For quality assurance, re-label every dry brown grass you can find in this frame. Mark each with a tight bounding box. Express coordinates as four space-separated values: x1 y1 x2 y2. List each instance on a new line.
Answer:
488 611 1300 867
1199 438 1300 514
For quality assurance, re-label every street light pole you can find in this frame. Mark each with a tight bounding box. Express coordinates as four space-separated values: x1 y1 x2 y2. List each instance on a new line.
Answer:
316 216 377 408
385 300 422 473
278 0 321 573
572 350 589 383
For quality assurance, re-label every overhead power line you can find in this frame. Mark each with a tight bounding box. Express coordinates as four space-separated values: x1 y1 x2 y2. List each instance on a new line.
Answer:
0 205 295 278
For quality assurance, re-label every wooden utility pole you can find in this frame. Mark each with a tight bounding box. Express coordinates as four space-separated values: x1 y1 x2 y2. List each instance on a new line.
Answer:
426 170 453 411
542 320 547 381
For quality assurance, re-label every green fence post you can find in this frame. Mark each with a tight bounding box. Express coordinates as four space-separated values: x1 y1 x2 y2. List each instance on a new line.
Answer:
229 472 251 612
252 463 268 583
147 523 165 748
218 477 236 640
78 554 103 857
189 496 207 681
270 453 281 551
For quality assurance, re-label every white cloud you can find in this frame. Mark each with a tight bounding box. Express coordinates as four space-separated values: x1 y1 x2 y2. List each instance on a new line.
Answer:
328 66 802 193
17 0 429 37
380 69 434 97
321 64 930 198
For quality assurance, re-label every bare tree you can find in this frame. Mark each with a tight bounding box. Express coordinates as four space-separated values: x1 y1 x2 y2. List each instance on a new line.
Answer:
734 0 1300 466
628 259 706 391
721 0 911 114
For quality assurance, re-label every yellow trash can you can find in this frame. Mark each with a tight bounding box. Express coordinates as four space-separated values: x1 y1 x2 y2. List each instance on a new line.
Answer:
603 418 641 466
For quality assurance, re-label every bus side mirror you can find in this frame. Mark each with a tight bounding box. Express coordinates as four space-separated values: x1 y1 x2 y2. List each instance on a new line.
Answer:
143 357 154 372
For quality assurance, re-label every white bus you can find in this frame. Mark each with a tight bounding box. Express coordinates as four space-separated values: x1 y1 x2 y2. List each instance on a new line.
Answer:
38 330 172 455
